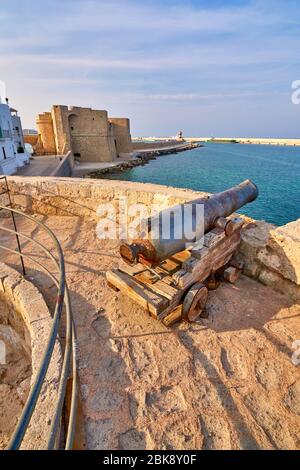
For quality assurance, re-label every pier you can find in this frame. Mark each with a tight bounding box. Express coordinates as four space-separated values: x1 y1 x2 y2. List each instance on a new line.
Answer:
133 137 300 146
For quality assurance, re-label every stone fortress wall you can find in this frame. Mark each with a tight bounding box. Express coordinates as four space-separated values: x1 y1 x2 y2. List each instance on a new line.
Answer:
36 112 56 155
109 118 132 154
32 105 132 162
7 176 300 302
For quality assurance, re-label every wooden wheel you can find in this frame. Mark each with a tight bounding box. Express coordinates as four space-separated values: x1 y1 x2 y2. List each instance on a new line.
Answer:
182 282 208 322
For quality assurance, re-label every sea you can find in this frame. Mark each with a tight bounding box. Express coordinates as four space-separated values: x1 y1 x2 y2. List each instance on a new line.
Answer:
104 142 300 226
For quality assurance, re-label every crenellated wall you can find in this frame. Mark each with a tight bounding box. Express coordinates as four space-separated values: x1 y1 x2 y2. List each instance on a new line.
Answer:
34 105 132 162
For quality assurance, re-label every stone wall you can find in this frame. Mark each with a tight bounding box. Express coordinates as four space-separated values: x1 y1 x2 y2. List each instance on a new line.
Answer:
109 118 132 153
35 105 132 162
6 176 300 301
51 105 72 155
36 112 56 154
0 262 62 449
23 134 38 147
66 107 117 162
8 175 207 220
50 151 74 177
131 140 182 150
234 220 300 301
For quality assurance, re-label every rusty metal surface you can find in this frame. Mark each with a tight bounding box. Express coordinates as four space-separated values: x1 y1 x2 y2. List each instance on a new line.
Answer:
120 179 258 266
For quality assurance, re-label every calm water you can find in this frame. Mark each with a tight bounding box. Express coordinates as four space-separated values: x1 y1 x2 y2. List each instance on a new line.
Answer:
105 143 300 226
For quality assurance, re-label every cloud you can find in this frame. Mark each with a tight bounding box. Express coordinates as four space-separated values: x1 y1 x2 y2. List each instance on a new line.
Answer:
0 0 299 135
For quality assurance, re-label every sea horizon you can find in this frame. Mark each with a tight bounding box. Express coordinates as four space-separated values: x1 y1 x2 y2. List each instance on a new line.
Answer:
103 141 300 227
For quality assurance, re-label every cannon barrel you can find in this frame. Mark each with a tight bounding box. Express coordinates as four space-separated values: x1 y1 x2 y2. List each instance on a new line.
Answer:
120 179 258 266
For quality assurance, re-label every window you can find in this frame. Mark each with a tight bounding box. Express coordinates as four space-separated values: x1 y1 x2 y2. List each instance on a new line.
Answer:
2 147 6 159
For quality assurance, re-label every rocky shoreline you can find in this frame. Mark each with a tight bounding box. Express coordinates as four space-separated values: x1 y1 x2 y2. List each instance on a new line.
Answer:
87 142 202 178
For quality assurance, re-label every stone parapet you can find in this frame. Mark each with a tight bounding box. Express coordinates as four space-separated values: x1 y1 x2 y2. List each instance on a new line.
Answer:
0 262 62 449
7 176 208 219
235 219 300 301
5 176 300 300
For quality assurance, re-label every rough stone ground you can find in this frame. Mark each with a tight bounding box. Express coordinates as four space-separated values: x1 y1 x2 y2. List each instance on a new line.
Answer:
1 214 300 450
14 156 62 177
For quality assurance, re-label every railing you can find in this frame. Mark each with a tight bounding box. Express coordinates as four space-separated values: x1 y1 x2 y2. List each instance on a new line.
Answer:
0 183 78 450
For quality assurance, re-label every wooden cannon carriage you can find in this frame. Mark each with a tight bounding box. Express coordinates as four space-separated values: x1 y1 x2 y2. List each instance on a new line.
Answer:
106 216 245 326
106 180 258 326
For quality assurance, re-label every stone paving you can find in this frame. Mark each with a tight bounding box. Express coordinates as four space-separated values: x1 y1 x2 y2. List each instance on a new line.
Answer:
14 156 62 177
1 214 300 449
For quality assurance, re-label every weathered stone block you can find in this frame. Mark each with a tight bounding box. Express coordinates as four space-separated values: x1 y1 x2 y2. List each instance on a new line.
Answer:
146 385 187 414
199 415 232 450
267 219 300 285
118 428 152 450
284 380 300 415
259 266 300 301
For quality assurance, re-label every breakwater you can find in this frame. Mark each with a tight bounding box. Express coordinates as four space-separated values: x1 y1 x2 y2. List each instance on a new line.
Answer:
87 142 201 178
103 142 300 226
134 137 300 146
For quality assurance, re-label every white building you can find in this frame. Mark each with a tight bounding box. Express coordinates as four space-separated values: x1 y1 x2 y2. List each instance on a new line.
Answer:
0 98 30 175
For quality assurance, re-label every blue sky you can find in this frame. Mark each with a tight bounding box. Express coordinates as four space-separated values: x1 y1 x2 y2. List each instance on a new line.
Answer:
0 0 300 136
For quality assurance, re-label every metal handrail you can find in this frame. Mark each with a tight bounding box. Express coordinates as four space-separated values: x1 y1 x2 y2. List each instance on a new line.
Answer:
0 204 77 449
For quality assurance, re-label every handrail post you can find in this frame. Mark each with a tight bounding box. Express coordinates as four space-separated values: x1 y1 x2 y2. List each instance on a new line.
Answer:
0 176 26 275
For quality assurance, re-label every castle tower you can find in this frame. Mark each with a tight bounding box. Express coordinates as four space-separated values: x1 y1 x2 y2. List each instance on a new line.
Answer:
36 112 56 154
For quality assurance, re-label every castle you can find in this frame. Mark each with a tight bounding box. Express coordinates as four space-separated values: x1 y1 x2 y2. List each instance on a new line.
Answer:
33 105 132 162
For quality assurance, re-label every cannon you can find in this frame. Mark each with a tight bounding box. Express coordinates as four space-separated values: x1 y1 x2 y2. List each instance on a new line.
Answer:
107 180 258 325
120 179 258 267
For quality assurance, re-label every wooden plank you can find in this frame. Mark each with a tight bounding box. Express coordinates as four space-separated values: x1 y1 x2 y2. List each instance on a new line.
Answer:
175 249 236 289
157 297 185 321
190 245 209 260
120 260 182 302
134 269 160 285
204 228 226 248
223 266 241 284
118 263 148 277
135 270 180 302
107 281 119 292
172 268 195 288
183 232 240 274
170 249 191 264
182 256 199 273
173 233 241 289
106 269 168 317
162 305 183 327
225 217 244 235
159 258 181 274
155 266 178 283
